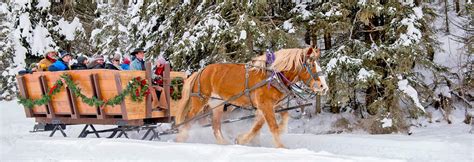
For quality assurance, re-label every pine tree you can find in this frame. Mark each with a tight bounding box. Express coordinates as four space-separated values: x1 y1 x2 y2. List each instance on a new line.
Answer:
129 1 298 71
0 2 16 100
90 2 130 58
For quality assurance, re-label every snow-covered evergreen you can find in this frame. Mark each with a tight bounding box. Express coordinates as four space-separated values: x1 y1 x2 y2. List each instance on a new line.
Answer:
0 1 471 133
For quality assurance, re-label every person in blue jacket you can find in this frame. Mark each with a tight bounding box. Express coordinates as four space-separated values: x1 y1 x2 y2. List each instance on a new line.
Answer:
120 57 131 70
130 48 146 71
48 50 72 72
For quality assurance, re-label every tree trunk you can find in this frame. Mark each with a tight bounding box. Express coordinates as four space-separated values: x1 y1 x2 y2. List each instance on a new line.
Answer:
324 31 332 50
415 0 421 6
445 0 450 33
454 0 460 14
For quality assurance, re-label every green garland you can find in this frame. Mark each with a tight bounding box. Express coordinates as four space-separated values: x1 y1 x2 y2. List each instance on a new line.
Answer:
18 79 64 108
18 73 150 108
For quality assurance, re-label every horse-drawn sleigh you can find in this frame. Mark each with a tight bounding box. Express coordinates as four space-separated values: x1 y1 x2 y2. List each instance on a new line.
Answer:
17 47 328 148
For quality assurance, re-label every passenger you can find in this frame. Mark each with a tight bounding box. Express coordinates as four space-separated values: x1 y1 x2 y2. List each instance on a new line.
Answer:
71 56 89 70
48 50 72 72
105 53 122 70
152 56 173 100
152 56 167 86
130 48 146 71
87 54 105 69
37 51 58 71
121 57 131 70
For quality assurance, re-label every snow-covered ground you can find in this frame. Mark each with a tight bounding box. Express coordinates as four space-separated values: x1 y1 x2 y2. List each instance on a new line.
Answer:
1 100 472 161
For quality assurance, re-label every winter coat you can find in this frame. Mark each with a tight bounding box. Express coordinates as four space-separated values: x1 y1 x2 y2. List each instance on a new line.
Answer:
48 60 70 71
120 64 130 70
130 58 145 71
37 56 56 71
87 61 105 69
105 63 122 70
71 63 88 70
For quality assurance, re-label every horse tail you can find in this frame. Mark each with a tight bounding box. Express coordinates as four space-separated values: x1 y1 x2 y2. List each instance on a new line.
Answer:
175 72 199 125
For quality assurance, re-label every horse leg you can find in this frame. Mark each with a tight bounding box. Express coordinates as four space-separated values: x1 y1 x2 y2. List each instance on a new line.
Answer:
176 98 208 142
278 111 289 134
236 110 265 145
261 104 285 148
212 106 229 144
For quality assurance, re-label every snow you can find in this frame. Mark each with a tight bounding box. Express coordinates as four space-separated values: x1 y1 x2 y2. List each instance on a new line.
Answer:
18 12 32 37
128 0 143 16
283 20 296 34
1 100 473 161
381 118 393 128
291 4 312 20
357 68 374 82
54 17 84 41
398 79 425 112
324 7 342 17
398 17 422 46
326 56 363 73
434 85 452 98
412 7 423 19
0 3 7 13
239 30 247 40
35 0 50 9
12 29 27 70
31 23 55 56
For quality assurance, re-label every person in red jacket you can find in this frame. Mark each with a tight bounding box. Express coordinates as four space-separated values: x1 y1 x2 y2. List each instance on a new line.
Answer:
152 56 173 100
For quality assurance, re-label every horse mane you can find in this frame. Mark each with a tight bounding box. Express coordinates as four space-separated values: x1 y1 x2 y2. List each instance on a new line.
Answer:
249 48 306 72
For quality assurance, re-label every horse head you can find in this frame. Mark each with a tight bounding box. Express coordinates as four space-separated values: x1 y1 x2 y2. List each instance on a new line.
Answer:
298 47 329 95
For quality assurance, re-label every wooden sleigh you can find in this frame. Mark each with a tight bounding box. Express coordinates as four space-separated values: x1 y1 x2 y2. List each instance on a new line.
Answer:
16 62 186 139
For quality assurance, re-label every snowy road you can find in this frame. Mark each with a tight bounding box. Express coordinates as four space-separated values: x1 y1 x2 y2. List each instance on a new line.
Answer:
1 101 472 161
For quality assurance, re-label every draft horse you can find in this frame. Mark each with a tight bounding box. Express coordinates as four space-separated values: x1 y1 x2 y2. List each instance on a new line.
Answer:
175 47 328 148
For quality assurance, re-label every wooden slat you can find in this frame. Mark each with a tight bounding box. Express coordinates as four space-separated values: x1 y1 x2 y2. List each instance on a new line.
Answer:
92 74 105 119
145 62 152 118
67 87 79 119
40 75 55 118
164 63 171 122
16 76 34 117
114 73 127 120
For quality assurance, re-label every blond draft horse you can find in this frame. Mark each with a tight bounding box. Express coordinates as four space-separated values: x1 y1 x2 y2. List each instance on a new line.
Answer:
175 47 328 148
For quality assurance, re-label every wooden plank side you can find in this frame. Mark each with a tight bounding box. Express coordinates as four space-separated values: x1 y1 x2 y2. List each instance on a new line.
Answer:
68 71 98 115
119 71 146 120
44 73 72 115
95 70 122 115
16 75 34 117
170 72 186 79
22 73 47 114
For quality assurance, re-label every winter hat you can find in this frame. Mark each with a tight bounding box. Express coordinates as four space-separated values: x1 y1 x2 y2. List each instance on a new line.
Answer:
59 50 72 58
112 53 121 61
156 56 166 65
77 56 88 64
123 57 131 65
131 48 145 55
91 54 104 61
44 50 57 57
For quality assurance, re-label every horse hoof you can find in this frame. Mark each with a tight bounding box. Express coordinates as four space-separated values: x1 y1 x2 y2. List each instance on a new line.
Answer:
235 134 247 145
276 144 286 149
